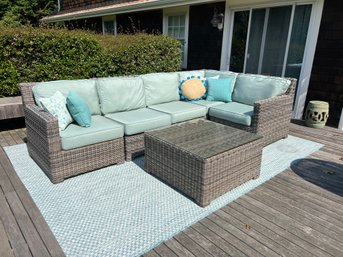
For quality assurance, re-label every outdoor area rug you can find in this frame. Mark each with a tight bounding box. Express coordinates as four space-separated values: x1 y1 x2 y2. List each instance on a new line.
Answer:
4 135 323 257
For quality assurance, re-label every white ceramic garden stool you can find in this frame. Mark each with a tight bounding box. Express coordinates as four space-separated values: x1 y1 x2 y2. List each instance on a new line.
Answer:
305 100 329 129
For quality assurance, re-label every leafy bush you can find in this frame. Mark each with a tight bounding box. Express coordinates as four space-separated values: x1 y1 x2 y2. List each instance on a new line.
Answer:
0 0 56 26
99 34 182 75
0 26 181 96
0 61 20 97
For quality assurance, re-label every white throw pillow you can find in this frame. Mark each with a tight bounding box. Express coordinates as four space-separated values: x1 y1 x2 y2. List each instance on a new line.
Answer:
39 91 73 131
205 75 220 81
179 70 205 83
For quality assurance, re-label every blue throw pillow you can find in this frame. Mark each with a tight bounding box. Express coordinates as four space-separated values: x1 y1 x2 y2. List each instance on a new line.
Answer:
66 91 91 127
207 77 233 102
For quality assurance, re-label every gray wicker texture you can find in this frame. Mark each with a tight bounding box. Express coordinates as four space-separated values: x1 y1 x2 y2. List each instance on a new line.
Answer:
20 83 125 183
126 78 296 160
125 133 145 161
145 120 263 207
20 75 295 182
124 118 205 161
210 78 296 146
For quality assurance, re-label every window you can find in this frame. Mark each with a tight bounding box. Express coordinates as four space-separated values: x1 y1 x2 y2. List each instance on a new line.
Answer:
230 4 312 81
103 20 115 35
167 15 186 40
229 11 250 73
167 15 187 68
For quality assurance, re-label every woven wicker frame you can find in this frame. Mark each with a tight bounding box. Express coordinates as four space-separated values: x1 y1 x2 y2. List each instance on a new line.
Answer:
124 133 145 161
144 121 264 207
125 77 295 160
123 117 205 161
20 76 296 180
210 78 296 146
20 83 125 183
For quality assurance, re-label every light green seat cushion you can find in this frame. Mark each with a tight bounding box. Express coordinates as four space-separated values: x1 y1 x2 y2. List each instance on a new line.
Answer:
149 101 207 124
232 74 291 106
209 102 254 126
105 108 171 135
205 70 238 92
191 100 225 111
96 77 145 114
141 73 179 106
32 79 100 115
60 115 124 150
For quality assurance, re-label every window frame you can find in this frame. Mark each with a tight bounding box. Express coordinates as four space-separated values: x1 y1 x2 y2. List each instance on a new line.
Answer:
163 6 190 69
102 15 117 35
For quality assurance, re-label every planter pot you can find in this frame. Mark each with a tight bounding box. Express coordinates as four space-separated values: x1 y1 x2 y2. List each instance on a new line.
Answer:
305 100 329 128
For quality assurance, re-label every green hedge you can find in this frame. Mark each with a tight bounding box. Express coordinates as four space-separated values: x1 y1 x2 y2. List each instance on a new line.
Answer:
0 26 182 97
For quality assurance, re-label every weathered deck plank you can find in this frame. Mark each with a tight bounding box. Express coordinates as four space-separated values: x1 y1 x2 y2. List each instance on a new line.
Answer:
182 227 229 257
0 147 65 257
191 222 244 257
0 120 342 257
0 214 15 257
5 191 51 257
255 183 343 237
0 188 32 257
144 122 343 257
0 97 24 120
200 217 263 257
222 205 308 257
279 170 343 204
214 209 299 257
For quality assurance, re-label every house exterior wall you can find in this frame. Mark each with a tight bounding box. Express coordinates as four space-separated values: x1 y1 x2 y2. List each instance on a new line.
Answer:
61 0 136 11
187 2 226 70
306 0 343 126
117 10 163 34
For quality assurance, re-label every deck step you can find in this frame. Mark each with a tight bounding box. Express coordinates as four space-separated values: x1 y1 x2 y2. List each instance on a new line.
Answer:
0 97 24 120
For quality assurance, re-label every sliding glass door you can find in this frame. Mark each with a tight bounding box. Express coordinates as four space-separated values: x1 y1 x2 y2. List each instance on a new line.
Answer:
230 4 312 81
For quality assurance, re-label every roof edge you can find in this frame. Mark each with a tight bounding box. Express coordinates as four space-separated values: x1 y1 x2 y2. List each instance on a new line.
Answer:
41 0 220 22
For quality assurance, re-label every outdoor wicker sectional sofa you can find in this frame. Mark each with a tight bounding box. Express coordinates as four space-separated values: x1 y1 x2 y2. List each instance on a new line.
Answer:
20 70 296 183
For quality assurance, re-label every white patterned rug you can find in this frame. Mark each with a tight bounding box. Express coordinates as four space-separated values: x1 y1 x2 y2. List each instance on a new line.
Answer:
4 136 323 257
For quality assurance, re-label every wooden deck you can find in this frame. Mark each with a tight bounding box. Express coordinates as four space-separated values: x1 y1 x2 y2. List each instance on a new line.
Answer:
0 97 24 120
0 120 342 257
0 120 65 257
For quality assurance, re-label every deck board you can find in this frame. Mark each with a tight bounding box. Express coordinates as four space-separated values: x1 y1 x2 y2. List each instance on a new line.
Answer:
0 97 24 120
201 217 263 257
0 145 65 256
173 232 214 257
190 222 243 257
222 204 308 257
0 217 15 257
182 227 229 257
0 188 32 257
144 122 343 257
0 120 342 257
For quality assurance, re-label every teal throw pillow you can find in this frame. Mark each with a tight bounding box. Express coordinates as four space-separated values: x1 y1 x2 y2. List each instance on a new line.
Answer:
207 77 233 102
67 91 91 127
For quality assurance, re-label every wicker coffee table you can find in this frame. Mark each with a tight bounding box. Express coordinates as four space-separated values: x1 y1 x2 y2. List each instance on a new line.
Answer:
144 120 263 207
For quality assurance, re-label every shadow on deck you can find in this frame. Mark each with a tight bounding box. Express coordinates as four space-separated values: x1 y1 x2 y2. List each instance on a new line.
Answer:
291 158 343 196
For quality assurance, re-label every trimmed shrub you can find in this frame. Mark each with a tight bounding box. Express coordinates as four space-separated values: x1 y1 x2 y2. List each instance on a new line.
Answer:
99 34 182 75
0 61 20 97
0 26 181 97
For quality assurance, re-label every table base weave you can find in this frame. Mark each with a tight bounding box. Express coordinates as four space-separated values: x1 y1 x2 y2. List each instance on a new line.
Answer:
145 134 263 207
